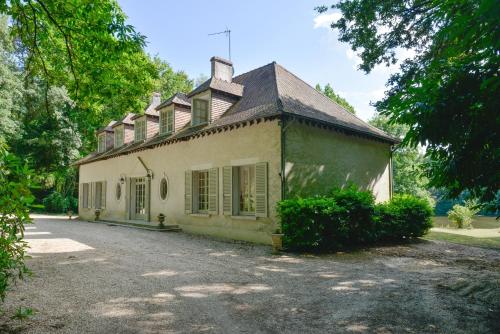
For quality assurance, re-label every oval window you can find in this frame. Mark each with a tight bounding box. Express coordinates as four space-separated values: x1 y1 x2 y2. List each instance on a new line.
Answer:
116 183 122 200
159 178 168 200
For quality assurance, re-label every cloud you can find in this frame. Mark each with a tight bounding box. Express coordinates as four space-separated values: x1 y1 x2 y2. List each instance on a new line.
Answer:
313 12 342 29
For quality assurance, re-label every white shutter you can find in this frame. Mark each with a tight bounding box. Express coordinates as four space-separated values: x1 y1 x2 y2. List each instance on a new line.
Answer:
101 181 107 209
184 170 192 214
255 162 268 217
222 166 232 215
208 168 218 215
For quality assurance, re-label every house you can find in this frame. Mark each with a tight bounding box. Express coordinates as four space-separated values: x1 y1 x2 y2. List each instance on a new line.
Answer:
74 56 398 244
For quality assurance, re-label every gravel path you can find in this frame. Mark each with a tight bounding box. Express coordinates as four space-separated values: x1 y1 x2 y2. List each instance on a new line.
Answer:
2 215 500 333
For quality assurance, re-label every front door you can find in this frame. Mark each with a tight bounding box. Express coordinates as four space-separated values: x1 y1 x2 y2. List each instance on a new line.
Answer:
130 177 147 220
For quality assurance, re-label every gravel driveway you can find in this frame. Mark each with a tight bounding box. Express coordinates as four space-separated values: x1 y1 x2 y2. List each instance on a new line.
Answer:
2 215 499 334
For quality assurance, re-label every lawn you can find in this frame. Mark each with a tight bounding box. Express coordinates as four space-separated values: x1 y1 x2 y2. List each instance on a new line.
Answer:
424 216 500 250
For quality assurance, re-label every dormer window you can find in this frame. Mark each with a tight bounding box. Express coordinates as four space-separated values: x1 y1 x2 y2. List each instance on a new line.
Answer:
97 133 106 153
160 108 174 135
192 99 209 126
114 125 124 148
135 117 146 142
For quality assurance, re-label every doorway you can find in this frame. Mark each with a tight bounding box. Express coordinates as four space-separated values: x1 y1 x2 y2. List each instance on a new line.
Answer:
130 177 148 220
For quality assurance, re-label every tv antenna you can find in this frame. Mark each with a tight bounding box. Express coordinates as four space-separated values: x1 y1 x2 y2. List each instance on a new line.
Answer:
208 28 231 60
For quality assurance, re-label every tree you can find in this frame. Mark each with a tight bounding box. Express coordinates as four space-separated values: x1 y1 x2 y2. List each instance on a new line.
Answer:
369 114 431 203
151 56 193 99
0 142 35 303
317 0 499 203
315 83 356 114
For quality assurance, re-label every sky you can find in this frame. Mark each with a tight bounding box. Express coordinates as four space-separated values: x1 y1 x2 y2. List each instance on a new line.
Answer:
119 0 398 121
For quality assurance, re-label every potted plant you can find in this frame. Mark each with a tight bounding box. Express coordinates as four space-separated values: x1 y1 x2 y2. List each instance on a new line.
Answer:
271 228 284 252
94 209 101 221
157 213 166 228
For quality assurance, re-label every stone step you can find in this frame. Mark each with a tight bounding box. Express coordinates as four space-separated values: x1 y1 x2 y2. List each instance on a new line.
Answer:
94 219 182 232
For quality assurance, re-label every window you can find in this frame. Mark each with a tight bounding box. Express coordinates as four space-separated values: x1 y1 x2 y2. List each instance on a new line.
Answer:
160 108 174 135
197 171 209 212
222 163 267 217
185 168 218 215
135 117 146 141
114 126 124 148
159 177 168 200
116 183 122 200
192 99 209 125
237 165 256 215
82 183 90 208
97 133 106 153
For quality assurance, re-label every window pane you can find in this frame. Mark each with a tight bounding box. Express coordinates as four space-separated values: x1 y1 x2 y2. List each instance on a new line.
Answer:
239 165 256 214
198 171 209 211
193 99 208 125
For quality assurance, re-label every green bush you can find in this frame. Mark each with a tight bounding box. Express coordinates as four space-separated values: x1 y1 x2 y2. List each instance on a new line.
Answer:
278 187 433 252
447 201 479 228
375 195 433 241
42 192 78 213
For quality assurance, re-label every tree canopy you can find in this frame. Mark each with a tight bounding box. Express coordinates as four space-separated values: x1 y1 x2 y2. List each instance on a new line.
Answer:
317 0 499 202
315 83 356 114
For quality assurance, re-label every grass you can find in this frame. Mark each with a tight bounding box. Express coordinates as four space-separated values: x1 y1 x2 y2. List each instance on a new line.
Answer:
426 216 500 250
423 231 500 250
432 215 499 229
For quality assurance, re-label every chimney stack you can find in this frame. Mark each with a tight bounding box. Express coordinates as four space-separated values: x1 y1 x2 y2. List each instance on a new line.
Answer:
151 92 161 108
210 56 233 82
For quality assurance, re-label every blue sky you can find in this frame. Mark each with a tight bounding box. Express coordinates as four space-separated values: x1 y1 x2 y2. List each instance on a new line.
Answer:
119 0 398 121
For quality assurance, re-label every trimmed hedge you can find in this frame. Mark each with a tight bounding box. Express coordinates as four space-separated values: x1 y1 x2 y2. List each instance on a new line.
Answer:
278 187 433 252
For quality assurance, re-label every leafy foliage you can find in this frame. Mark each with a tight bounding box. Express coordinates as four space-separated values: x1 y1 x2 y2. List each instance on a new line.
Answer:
447 201 481 229
317 0 500 203
278 186 432 252
0 143 35 303
369 114 433 205
315 83 356 114
42 191 77 213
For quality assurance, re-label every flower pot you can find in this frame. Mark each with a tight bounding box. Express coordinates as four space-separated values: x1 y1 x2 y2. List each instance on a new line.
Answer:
271 233 284 252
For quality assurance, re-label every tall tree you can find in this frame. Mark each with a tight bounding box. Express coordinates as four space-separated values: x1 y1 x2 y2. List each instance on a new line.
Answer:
151 56 193 99
317 0 499 202
369 114 431 202
315 83 356 114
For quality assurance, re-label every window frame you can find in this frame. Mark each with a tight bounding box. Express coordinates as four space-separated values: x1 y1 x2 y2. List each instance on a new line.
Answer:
236 165 256 216
195 170 209 213
97 133 106 153
160 107 174 135
192 98 209 126
135 117 146 142
159 177 169 201
114 125 124 148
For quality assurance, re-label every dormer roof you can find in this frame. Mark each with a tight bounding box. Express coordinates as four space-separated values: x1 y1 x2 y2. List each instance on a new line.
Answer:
187 78 244 98
96 120 117 134
156 93 191 110
112 113 136 127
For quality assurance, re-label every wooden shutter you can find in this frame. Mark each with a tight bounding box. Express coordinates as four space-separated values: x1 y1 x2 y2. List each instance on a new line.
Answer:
208 168 218 215
101 181 107 209
255 162 268 217
184 170 192 214
78 184 83 210
222 166 232 215
90 182 95 208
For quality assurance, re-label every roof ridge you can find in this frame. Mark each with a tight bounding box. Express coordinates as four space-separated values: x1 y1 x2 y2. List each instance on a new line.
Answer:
271 62 284 112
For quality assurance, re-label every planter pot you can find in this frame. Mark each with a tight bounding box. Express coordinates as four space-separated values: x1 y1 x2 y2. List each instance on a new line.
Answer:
271 233 284 252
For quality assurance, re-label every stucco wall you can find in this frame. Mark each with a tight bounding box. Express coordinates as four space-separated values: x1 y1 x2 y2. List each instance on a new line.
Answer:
284 121 392 202
79 120 281 244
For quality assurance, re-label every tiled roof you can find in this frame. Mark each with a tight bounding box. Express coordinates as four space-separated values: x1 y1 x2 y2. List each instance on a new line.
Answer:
74 62 398 166
96 120 117 134
156 93 191 110
112 113 136 127
188 77 244 97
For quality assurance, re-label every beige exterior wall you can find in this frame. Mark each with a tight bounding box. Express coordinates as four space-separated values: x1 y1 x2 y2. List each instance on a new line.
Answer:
284 121 392 202
79 120 282 244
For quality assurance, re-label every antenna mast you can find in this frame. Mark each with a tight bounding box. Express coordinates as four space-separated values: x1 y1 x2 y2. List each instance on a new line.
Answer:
208 28 231 60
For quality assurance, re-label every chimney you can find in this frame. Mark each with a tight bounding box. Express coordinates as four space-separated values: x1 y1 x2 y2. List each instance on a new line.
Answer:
210 56 233 82
151 92 161 108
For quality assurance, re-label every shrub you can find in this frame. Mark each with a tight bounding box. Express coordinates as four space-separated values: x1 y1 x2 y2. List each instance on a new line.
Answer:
42 192 78 213
375 195 433 241
278 187 433 252
447 201 479 228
